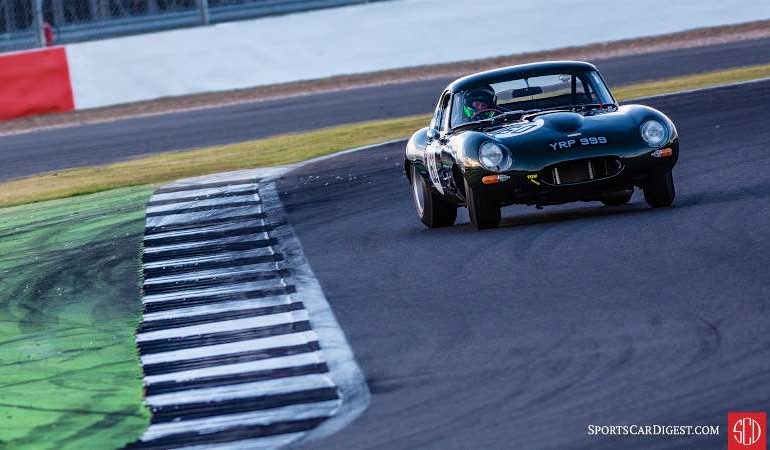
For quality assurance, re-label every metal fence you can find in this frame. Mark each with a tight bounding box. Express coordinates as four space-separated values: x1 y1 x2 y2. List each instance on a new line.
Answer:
0 0 382 52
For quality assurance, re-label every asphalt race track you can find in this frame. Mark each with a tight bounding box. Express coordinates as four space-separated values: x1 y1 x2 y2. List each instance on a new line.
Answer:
278 80 770 448
3 37 770 181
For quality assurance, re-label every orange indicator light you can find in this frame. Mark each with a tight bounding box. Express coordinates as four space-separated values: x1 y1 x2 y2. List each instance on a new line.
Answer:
481 174 510 185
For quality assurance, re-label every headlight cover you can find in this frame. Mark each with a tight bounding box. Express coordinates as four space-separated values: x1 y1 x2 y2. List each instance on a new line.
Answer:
640 119 669 148
478 142 512 171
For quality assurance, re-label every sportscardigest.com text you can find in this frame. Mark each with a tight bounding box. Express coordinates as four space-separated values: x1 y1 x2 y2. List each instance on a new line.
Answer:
587 424 720 436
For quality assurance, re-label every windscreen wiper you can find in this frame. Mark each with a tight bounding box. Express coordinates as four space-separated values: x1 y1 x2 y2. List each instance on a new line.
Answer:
521 108 572 120
569 103 613 111
522 104 615 121
490 109 541 124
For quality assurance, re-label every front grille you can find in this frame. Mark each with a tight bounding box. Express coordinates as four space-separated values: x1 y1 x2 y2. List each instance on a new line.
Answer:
540 157 623 185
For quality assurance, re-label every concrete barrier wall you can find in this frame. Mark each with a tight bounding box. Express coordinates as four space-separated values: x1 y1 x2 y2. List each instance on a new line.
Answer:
3 0 770 119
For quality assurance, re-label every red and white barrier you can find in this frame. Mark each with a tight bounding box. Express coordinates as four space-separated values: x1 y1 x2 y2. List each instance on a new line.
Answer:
1 0 770 121
0 47 74 120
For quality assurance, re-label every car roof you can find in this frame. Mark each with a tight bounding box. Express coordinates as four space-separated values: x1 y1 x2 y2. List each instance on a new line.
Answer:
447 61 598 93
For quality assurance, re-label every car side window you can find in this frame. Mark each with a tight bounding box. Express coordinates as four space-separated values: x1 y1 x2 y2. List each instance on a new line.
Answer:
437 93 451 134
430 92 450 133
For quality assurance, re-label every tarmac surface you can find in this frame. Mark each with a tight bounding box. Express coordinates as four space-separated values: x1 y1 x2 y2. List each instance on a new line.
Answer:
278 79 770 448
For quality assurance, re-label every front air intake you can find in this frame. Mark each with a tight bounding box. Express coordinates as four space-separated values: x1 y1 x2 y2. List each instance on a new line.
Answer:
540 157 623 185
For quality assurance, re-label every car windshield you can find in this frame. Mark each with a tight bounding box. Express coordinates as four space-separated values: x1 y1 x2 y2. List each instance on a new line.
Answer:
450 70 614 128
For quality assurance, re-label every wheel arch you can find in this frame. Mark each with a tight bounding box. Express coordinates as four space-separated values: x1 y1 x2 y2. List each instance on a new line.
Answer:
451 164 466 199
404 158 413 182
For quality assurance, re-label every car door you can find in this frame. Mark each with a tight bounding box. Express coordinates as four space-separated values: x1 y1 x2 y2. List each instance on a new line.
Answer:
425 92 451 194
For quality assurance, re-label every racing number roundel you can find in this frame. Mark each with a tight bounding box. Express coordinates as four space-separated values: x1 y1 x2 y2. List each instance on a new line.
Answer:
425 143 443 194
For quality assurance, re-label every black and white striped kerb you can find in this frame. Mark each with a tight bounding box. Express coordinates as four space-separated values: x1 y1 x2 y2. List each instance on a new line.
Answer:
128 172 368 449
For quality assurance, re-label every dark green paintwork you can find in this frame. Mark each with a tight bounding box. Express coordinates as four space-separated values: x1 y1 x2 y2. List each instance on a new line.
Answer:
405 63 679 207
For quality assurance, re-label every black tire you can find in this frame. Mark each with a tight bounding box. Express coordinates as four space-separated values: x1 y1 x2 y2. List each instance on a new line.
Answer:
464 178 501 230
410 164 457 228
643 170 676 208
601 188 633 206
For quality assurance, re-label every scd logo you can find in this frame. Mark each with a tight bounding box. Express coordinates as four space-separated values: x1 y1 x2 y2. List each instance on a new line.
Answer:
728 412 766 450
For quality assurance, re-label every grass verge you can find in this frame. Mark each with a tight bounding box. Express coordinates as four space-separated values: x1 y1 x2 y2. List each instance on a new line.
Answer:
0 186 153 449
0 115 427 209
613 63 770 99
2 62 770 209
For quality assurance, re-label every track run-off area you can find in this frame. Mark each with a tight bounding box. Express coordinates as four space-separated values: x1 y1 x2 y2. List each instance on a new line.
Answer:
277 79 770 448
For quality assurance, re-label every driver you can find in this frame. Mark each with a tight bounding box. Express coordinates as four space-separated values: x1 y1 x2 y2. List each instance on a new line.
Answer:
462 87 498 120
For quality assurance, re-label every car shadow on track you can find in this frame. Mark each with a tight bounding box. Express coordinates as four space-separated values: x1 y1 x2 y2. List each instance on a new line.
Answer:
401 200 675 236
497 202 653 229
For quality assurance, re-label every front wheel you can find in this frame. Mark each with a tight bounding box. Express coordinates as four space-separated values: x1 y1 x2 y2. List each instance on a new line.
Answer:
643 170 676 208
410 164 457 228
464 178 501 230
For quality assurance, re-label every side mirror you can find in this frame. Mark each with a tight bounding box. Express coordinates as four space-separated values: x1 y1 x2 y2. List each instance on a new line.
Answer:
426 128 439 140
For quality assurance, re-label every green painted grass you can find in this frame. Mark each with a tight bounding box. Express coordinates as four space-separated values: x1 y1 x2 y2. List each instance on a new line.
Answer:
0 186 153 450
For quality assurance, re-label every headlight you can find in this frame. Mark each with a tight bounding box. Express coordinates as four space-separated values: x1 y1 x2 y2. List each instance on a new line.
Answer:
478 142 511 171
640 119 668 148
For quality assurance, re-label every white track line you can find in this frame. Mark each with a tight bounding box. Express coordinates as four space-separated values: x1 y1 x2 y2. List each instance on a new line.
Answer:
142 296 295 322
142 248 274 270
147 204 262 222
144 221 269 242
143 231 270 253
143 263 285 286
146 374 334 407
141 330 317 365
146 194 259 215
147 192 258 209
144 351 326 385
141 400 340 441
146 205 264 227
137 310 309 342
142 279 286 304
150 183 259 202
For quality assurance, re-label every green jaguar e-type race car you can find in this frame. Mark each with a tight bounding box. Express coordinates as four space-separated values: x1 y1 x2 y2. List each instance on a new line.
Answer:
405 61 678 229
